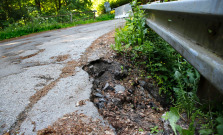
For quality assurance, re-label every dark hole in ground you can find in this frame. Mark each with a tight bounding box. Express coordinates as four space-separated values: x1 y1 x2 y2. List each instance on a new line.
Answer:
83 59 174 134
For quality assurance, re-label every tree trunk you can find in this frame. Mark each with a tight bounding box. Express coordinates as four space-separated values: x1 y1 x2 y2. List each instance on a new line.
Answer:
35 0 41 13
58 0 61 10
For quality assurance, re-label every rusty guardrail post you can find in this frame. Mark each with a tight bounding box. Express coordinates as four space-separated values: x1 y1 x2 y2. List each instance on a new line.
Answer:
141 0 223 101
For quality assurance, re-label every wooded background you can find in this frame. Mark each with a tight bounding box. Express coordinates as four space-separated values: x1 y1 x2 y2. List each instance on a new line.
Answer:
0 0 153 29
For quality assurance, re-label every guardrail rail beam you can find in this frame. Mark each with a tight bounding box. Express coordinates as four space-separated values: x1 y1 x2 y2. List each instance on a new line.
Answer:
141 0 223 98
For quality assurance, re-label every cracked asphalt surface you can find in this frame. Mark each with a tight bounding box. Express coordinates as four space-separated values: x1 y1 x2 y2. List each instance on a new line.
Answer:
0 19 125 134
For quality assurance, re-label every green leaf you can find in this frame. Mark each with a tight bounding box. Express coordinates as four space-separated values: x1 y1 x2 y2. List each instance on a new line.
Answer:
182 129 195 135
217 117 223 134
163 107 180 135
187 70 195 83
124 44 131 49
174 70 181 80
199 129 213 135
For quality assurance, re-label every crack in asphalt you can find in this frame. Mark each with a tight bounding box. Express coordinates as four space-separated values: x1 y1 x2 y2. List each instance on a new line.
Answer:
9 60 78 134
9 78 60 134
8 30 116 134
0 19 126 134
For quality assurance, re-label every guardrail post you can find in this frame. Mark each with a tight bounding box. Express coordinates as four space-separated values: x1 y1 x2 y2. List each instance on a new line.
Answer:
70 13 72 22
197 76 223 102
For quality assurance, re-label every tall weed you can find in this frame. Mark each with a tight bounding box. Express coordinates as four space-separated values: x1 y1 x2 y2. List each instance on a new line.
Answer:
112 0 222 134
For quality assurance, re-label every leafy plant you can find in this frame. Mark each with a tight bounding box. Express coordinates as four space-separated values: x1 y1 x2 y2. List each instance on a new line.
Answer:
163 107 197 135
112 0 222 134
173 68 200 118
217 116 223 134
150 126 159 134
0 13 114 41
163 107 180 135
111 0 147 52
138 128 144 132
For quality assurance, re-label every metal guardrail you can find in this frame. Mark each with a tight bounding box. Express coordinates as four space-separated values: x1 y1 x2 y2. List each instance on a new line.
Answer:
115 3 133 19
41 11 96 23
141 0 223 93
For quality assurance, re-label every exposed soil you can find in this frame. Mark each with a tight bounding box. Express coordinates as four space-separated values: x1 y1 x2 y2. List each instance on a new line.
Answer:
21 30 180 135
50 54 70 62
9 78 61 134
83 59 167 134
33 30 175 135
8 30 117 135
37 111 115 135
19 49 45 59
60 60 78 78
9 59 79 134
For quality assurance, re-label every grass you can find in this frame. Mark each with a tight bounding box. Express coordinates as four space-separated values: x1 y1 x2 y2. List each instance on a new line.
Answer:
0 13 115 41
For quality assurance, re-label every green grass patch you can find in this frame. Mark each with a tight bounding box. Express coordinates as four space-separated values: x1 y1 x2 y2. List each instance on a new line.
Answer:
0 13 114 41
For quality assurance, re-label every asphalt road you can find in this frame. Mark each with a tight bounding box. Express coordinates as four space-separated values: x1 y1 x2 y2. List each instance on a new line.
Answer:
0 19 125 134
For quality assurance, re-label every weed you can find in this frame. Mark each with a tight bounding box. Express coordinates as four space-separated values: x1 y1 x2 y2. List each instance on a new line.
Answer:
111 0 147 52
150 126 159 134
112 0 222 134
138 128 144 132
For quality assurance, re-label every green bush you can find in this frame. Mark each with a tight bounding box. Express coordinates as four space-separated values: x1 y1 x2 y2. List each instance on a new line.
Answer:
0 13 114 41
112 0 223 134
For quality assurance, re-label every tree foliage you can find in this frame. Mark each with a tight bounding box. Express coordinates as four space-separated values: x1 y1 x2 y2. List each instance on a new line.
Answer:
0 0 92 29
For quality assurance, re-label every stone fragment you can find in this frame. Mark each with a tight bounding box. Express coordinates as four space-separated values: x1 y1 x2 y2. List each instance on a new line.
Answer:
94 93 104 98
114 84 125 93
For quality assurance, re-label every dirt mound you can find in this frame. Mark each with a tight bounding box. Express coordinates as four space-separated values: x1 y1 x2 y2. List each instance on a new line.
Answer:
83 59 167 134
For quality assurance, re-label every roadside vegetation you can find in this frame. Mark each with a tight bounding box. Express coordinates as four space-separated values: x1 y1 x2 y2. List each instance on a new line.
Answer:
0 0 153 41
112 0 223 134
0 0 116 41
0 13 114 41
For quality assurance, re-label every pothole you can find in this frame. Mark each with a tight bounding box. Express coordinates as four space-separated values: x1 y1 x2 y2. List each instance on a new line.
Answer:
83 59 167 134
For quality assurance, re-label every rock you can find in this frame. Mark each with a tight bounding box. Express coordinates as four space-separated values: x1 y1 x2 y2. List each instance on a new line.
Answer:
114 65 128 80
99 98 106 102
149 102 158 110
148 83 153 88
112 98 121 107
95 89 101 93
105 93 110 98
105 86 115 91
94 93 104 98
93 98 99 104
140 103 146 109
128 89 134 94
103 83 109 90
114 84 125 93
93 79 100 86
97 102 105 109
105 131 115 135
139 80 146 87
103 83 115 91
139 87 145 91
147 93 153 99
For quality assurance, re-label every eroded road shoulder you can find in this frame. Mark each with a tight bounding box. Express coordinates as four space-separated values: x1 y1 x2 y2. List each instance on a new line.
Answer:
0 19 125 134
